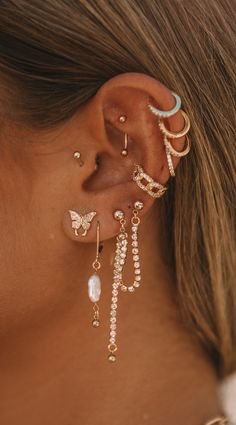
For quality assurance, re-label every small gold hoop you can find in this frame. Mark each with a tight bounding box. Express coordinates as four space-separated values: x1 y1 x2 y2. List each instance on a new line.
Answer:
108 343 118 353
131 216 140 226
159 110 190 139
164 135 191 157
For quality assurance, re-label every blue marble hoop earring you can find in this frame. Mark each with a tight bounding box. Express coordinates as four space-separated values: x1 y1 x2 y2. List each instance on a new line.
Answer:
148 92 181 118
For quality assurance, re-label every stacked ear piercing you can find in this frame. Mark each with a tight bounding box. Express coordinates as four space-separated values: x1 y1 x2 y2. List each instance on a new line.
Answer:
148 92 191 177
108 201 144 362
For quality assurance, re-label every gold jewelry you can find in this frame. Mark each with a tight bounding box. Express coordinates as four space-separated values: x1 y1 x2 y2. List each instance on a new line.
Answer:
164 134 191 158
69 210 97 237
166 148 175 177
88 221 102 327
158 110 190 139
132 165 167 198
148 92 181 118
121 133 128 156
73 151 84 166
205 417 229 425
119 115 127 123
108 201 144 362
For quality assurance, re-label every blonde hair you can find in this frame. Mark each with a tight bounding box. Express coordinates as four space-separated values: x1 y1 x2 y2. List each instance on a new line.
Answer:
0 0 235 375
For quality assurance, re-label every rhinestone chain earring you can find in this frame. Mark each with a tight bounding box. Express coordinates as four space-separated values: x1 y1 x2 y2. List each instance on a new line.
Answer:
108 201 144 362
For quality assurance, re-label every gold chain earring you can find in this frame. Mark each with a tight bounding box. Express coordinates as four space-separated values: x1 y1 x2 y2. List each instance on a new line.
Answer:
108 201 144 362
88 221 102 327
133 165 167 198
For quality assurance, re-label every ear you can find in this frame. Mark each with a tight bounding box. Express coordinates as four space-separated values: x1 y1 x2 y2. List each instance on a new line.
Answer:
63 72 187 242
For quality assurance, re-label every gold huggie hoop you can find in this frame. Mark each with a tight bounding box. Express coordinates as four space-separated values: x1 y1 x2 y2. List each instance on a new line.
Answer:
164 134 191 158
132 165 167 198
159 110 190 139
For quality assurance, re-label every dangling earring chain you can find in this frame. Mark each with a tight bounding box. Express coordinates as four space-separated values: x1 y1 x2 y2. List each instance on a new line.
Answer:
88 221 102 327
108 202 143 362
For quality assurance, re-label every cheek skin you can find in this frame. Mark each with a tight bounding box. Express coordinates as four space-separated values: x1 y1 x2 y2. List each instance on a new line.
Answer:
0 139 84 337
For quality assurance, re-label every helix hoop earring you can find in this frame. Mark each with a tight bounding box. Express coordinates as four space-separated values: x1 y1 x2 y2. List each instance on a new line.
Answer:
108 201 144 362
158 110 190 139
148 92 181 118
164 134 191 158
132 165 167 198
88 221 102 327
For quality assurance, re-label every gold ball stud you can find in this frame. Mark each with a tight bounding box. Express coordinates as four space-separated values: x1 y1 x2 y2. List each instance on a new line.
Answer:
119 115 127 123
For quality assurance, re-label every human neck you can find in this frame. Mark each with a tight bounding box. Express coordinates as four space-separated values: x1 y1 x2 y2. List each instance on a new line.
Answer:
0 206 223 424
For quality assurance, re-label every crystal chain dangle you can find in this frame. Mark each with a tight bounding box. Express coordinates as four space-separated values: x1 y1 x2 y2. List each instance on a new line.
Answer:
108 202 143 362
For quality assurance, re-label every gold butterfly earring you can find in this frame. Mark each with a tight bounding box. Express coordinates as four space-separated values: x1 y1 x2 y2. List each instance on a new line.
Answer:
69 210 97 237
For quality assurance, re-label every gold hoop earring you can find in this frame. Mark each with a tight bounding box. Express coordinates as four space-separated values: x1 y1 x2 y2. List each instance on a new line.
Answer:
164 134 191 158
132 165 167 198
158 110 190 139
88 221 102 327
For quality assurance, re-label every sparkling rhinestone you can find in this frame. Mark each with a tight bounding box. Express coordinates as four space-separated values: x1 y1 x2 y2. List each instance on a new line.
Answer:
121 246 127 252
120 252 126 259
110 317 116 323
110 330 116 337
128 286 135 292
134 262 140 268
134 200 144 210
121 285 127 292
132 248 138 254
108 353 116 362
132 241 138 247
110 310 116 317
135 269 141 275
112 296 118 303
133 281 140 287
114 210 124 220
112 283 119 289
120 259 125 265
111 303 117 309
109 337 116 344
112 289 118 296
92 319 100 327
132 226 138 232
133 255 139 261
135 275 141 281
132 234 137 240
111 324 116 330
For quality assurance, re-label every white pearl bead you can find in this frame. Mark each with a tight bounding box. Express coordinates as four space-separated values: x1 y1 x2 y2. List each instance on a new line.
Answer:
88 274 101 303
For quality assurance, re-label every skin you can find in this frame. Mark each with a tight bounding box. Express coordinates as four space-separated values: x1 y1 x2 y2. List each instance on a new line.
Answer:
0 73 222 424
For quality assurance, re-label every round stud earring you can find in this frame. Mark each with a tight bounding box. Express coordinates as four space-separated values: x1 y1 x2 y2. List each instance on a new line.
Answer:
73 151 84 166
119 115 127 123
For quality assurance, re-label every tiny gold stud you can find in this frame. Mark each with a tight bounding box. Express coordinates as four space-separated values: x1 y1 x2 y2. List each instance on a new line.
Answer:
73 151 84 166
119 115 127 123
114 210 124 221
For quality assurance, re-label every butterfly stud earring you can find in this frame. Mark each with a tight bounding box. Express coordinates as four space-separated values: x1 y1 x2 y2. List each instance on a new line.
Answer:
69 210 97 237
